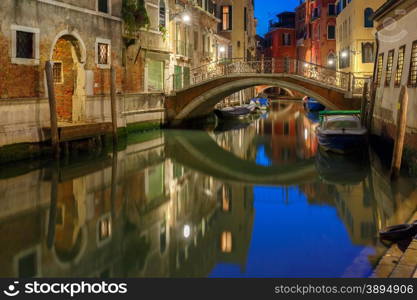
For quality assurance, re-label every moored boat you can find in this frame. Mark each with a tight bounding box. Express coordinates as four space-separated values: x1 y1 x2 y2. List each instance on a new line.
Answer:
250 97 270 111
214 106 251 119
316 111 367 154
303 96 325 112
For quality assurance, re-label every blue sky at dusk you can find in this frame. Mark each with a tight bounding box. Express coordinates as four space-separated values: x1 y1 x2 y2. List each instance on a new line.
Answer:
255 0 300 36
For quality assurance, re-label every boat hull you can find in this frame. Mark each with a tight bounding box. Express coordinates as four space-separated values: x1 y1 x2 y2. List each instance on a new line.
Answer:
214 107 251 119
317 132 368 154
306 101 325 112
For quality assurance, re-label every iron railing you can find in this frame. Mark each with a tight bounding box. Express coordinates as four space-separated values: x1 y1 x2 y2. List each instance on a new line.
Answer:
172 57 369 96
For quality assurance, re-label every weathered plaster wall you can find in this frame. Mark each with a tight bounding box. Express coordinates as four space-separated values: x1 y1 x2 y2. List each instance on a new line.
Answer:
372 5 417 147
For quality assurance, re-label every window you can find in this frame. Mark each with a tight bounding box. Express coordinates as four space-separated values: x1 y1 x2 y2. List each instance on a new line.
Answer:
221 6 232 31
148 60 165 91
395 46 406 87
194 31 199 51
364 8 374 28
362 42 374 63
375 53 384 86
98 43 109 64
53 62 63 84
98 0 109 14
174 65 182 90
97 215 112 244
328 4 336 16
327 52 336 69
327 25 335 40
408 41 417 87
96 38 111 68
11 25 40 65
221 232 233 253
282 33 291 46
385 50 394 87
16 31 34 59
159 0 166 28
339 48 350 69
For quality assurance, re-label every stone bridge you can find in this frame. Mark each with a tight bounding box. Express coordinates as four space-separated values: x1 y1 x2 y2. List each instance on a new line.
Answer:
165 130 318 186
166 58 369 123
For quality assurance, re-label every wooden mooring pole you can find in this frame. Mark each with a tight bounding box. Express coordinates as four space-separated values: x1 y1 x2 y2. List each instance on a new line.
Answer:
45 61 60 159
110 66 118 146
390 85 409 180
366 82 377 130
360 82 369 126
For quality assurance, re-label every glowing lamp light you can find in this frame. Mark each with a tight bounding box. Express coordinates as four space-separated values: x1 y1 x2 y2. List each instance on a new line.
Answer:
304 63 309 67
183 225 191 239
182 14 191 23
219 46 226 53
341 51 348 58
328 59 334 65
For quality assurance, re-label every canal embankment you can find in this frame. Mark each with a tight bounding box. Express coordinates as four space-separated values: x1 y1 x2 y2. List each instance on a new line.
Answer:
372 210 417 278
0 93 166 164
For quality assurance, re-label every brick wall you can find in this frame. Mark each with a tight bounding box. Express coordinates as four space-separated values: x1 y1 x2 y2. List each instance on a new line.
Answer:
0 36 40 99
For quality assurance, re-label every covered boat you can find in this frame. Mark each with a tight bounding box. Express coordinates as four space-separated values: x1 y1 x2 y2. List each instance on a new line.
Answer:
316 111 367 154
303 96 325 112
250 97 270 111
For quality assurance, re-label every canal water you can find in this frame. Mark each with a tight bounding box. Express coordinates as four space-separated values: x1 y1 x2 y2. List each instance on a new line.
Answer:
1 100 417 278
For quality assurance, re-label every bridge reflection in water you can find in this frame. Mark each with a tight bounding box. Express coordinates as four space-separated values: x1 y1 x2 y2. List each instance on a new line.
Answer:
0 101 417 278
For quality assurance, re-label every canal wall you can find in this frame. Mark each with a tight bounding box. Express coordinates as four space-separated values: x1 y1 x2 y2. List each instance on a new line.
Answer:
0 93 166 164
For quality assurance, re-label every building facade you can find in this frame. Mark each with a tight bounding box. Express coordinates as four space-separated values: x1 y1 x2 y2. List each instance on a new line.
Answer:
335 0 385 77
293 0 337 67
372 0 417 151
0 0 257 156
0 0 126 148
265 12 296 60
216 0 257 59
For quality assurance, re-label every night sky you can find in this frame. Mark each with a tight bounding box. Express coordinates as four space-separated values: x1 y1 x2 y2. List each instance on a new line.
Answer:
255 0 300 36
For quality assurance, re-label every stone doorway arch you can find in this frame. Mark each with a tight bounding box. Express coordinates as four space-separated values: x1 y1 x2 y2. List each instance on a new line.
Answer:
50 31 87 123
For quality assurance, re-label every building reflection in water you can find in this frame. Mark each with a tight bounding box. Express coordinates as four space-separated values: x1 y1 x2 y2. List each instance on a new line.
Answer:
0 101 417 278
0 132 254 278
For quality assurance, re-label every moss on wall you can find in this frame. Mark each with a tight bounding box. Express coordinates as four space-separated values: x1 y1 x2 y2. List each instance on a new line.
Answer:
0 142 51 165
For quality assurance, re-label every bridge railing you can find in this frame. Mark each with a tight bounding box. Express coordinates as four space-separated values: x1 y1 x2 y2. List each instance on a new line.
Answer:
172 57 368 95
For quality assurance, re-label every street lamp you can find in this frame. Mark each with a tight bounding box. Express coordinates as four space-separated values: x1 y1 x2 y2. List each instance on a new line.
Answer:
170 11 191 23
182 13 191 23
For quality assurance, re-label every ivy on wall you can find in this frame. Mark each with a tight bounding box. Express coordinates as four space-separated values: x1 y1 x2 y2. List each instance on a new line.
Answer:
123 0 150 37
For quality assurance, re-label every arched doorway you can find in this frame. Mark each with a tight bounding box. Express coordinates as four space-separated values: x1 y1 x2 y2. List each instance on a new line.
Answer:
51 33 86 123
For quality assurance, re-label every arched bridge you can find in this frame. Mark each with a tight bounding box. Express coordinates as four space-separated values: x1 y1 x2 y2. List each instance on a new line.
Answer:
165 130 318 186
166 58 369 123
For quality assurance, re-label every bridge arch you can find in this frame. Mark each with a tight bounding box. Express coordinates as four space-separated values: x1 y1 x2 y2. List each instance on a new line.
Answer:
165 130 318 186
256 85 295 97
172 75 350 121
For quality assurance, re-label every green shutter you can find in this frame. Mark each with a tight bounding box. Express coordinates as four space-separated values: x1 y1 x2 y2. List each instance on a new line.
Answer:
174 65 183 90
148 60 164 91
183 67 190 88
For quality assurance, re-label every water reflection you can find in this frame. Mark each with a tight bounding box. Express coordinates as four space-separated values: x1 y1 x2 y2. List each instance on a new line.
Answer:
0 101 417 278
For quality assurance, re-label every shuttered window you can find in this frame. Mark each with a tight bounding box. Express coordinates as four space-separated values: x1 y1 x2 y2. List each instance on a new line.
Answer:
148 60 164 91
375 53 384 86
408 41 417 87
385 50 394 87
395 45 406 87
